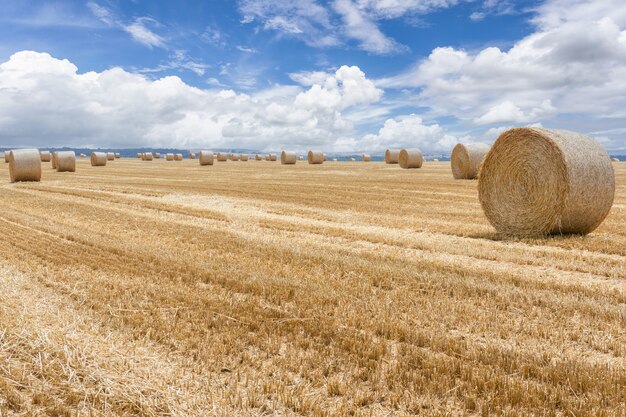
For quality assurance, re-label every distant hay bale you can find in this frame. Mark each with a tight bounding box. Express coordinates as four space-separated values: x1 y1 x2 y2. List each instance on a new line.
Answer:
269 153 277 161
399 149 423 169
323 153 328 161
298 155 304 160
433 158 439 162
217 152 228 161
137 153 142 158
106 152 115 161
281 151 297 165
361 154 371 162
612 157 620 162
40 151 51 162
385 149 400 164
91 152 107 167
51 152 58 169
332 158 338 161
174 153 183 161
142 152 153 161
451 143 491 180
166 153 175 161
189 152 196 159
231 153 240 161
114 153 120 159
8 149 42 182
478 127 615 236
255 154 262 161
350 157 356 161
80 153 87 158
241 154 249 161
199 151 214 166
154 153 161 159
56 151 76 172
308 151 324 164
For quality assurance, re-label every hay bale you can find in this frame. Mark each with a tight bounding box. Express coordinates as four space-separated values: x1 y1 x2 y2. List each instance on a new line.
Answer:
166 153 175 161
91 152 107 166
298 155 304 160
80 153 87 158
51 152 58 169
361 154 371 162
231 153 240 161
451 143 491 180
40 151 51 162
8 149 42 182
433 158 439 162
106 152 115 161
349 157 356 161
56 151 76 172
255 154 262 161
281 151 297 165
4 152 9 163
142 152 153 161
399 149 423 169
114 153 120 159
199 151 214 166
385 149 400 164
478 127 615 236
612 157 620 162
217 152 228 161
241 154 249 161
269 153 277 161
137 153 142 158
332 158 338 161
174 153 183 161
323 153 328 161
189 152 196 159
308 151 324 164
154 153 161 159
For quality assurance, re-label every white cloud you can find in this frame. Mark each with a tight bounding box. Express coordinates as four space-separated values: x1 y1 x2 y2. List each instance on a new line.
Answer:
123 17 165 49
236 45 258 53
0 51 384 152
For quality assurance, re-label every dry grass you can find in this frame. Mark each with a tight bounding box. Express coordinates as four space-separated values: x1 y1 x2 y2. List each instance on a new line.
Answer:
0 159 624 416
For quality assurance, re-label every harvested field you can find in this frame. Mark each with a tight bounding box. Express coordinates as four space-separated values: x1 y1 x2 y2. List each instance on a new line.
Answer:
0 159 624 416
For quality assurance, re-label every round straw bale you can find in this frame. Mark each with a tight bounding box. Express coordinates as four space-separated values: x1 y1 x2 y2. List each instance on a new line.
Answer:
478 127 615 236
349 157 356 161
189 152 196 159
399 149 424 169
51 152 58 169
106 152 115 161
269 153 277 161
56 151 76 172
91 152 107 166
114 153 120 159
231 153 240 161
323 153 328 161
40 151 51 162
451 143 491 179
298 155 304 160
385 149 400 164
199 151 214 166
612 157 620 162
361 154 371 162
4 153 9 163
308 150 324 164
137 153 142 158
154 153 161 159
142 152 153 161
174 153 183 161
281 151 297 165
217 152 228 161
8 149 42 182
80 153 87 158
255 154 262 161
166 153 174 161
241 154 249 161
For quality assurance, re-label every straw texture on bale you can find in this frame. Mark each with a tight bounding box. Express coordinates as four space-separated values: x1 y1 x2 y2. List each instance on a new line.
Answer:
106 152 115 161
40 151 51 162
240 154 249 161
255 154 262 161
385 149 400 164
198 151 214 166
451 143 491 179
281 151 297 165
361 154 371 162
174 153 183 161
91 152 107 167
8 149 42 182
399 149 424 169
217 153 228 162
478 127 615 236
51 152 58 169
55 151 76 172
166 153 175 161
142 153 153 161
308 151 324 164
231 153 240 161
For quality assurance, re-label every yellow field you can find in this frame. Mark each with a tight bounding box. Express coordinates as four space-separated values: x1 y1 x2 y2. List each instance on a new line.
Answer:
0 158 624 416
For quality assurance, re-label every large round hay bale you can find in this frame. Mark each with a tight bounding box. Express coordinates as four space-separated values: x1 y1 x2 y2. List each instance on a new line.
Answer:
142 152 153 161
217 152 228 161
281 151 297 165
399 149 423 169
8 149 42 182
478 127 615 236
91 152 107 166
255 154 262 161
165 153 174 161
56 151 76 172
106 152 115 161
40 151 51 162
385 149 400 164
174 153 183 161
308 151 324 164
241 154 249 161
361 154 371 162
451 143 491 179
231 153 240 161
51 152 58 169
199 151 214 166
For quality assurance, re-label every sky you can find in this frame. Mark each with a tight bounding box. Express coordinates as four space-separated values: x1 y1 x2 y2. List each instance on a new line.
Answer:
0 0 625 153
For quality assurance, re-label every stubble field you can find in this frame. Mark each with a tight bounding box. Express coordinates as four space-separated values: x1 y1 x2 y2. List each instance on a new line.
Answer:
0 158 624 416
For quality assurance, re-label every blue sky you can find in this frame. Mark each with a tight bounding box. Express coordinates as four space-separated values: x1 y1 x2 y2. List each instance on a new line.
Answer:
1 0 625 152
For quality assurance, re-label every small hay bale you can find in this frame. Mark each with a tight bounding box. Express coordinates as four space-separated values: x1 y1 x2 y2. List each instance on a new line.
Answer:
137 153 142 158
217 152 228 161
385 149 400 164
478 127 615 236
361 154 371 162
4 152 9 163
189 152 196 159
80 153 87 158
241 154 249 161
433 158 439 162
255 154 262 161
142 153 153 161
231 153 240 161
174 153 183 161
281 151 297 165
611 157 620 162
399 149 424 169
106 152 115 161
51 152 58 169
9 149 42 182
308 151 324 164
350 157 356 161
56 151 76 172
269 153 277 161
451 143 491 180
154 153 161 159
199 151 214 166
40 151 51 162
166 153 175 161
91 152 107 167
114 153 120 158
298 155 304 160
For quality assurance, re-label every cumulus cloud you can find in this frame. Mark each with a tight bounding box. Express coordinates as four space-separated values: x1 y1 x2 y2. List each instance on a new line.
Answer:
0 51 384 151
